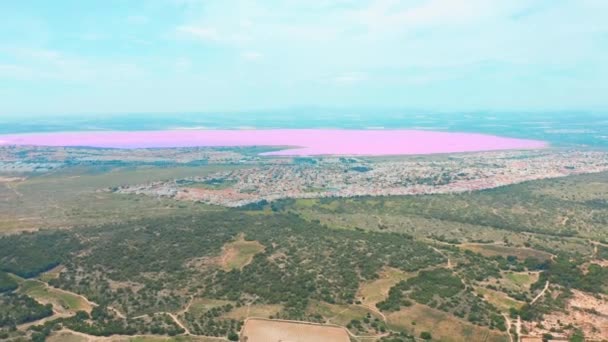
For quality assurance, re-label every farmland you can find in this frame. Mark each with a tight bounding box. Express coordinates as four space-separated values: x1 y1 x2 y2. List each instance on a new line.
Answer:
240 318 350 342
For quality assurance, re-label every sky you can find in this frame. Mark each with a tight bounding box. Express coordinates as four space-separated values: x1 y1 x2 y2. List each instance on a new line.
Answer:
1 0 607 116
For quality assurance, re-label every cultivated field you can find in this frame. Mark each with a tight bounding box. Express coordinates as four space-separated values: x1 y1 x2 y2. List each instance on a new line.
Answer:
240 318 350 342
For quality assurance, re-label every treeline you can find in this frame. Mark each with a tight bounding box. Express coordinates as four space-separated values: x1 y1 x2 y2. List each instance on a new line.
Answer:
0 271 17 293
0 230 81 278
540 256 608 295
28 306 185 341
0 293 53 328
182 303 241 337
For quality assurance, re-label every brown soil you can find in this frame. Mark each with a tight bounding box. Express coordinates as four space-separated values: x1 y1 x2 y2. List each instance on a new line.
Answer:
241 318 350 342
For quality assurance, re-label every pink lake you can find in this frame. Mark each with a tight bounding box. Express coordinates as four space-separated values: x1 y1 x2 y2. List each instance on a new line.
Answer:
0 130 547 156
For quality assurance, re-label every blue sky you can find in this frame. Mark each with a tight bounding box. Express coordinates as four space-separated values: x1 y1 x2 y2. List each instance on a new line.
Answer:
1 0 607 116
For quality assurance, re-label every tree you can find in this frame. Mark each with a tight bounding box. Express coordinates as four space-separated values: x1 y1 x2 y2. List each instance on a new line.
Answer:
420 331 432 340
227 331 240 341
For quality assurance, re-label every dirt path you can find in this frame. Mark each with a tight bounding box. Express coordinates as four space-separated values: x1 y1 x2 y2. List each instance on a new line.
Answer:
502 314 514 342
130 311 192 335
108 306 126 319
431 246 453 269
38 280 98 311
5 181 24 197
357 303 387 322
590 240 608 258
530 281 549 305
516 316 522 342
18 313 68 331
167 312 191 335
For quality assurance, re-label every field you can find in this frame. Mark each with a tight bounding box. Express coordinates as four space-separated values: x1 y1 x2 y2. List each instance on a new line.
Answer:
186 298 234 316
219 235 265 271
0 164 244 233
475 287 524 311
306 301 381 325
240 318 350 342
502 272 539 291
459 244 553 261
358 267 412 306
386 304 509 342
18 279 93 314
221 304 283 320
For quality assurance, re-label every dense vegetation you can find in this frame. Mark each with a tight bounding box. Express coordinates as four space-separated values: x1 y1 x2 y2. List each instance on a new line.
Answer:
0 211 444 338
0 293 53 327
0 271 18 293
539 256 608 295
0 231 80 278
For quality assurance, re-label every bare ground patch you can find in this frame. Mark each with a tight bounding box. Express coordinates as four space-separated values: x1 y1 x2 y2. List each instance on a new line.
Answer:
386 304 509 342
525 290 608 341
241 318 350 342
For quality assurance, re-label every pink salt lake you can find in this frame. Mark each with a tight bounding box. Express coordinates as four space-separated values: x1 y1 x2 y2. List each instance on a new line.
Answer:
0 130 547 156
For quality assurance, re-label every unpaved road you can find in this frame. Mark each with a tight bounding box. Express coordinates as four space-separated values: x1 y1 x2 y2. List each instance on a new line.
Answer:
531 281 549 305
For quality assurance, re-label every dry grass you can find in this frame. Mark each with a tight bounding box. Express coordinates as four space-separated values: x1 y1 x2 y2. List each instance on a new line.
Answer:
306 301 380 326
0 165 241 233
386 304 509 342
187 298 234 316
501 271 540 292
475 287 525 311
47 331 88 342
459 244 553 262
38 265 65 282
219 235 265 271
221 304 283 320
358 267 412 306
19 280 93 314
241 318 350 342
